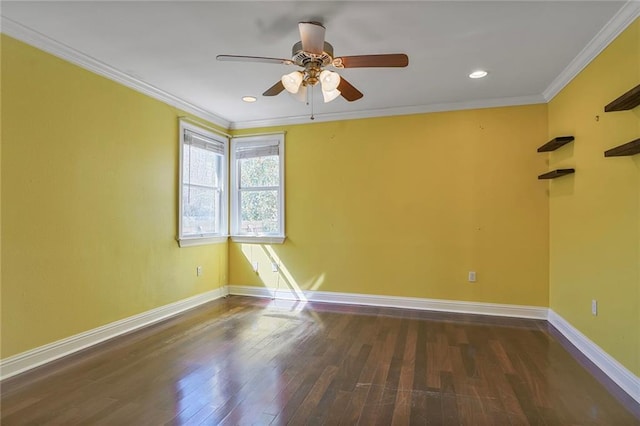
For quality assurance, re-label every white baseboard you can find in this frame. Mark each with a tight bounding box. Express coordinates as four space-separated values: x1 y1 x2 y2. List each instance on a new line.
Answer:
226 285 548 320
0 287 227 381
548 310 640 404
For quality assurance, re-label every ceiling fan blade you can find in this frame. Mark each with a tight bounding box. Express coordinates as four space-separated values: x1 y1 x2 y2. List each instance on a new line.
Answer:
337 77 363 102
337 54 409 68
217 55 293 65
298 21 326 55
263 80 285 96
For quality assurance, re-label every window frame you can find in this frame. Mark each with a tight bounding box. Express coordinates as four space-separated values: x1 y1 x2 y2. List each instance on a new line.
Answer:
177 119 229 247
230 134 286 244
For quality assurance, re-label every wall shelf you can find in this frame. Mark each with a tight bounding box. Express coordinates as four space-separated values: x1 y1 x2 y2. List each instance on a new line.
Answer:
537 136 574 152
603 84 639 157
538 169 575 180
537 137 575 179
604 84 640 112
604 138 640 157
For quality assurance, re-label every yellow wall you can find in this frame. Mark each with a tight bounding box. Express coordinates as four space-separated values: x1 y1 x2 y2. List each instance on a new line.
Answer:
1 36 228 358
548 19 640 375
230 105 550 307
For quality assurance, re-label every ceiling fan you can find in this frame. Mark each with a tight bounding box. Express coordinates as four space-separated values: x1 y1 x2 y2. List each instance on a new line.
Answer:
217 21 408 103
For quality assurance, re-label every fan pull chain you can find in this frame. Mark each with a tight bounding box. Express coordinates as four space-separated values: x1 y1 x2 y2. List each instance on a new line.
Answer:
310 86 315 120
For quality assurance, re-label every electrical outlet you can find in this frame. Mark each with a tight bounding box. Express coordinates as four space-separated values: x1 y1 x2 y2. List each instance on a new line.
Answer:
591 299 598 316
468 271 477 282
252 261 259 272
271 262 279 272
196 266 202 277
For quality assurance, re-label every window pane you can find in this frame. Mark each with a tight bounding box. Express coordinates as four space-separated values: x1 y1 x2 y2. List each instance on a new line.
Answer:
184 145 221 187
182 144 190 182
239 190 279 234
239 155 279 188
182 185 219 235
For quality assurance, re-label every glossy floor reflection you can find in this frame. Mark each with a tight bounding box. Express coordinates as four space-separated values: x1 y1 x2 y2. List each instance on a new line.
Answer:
1 296 638 425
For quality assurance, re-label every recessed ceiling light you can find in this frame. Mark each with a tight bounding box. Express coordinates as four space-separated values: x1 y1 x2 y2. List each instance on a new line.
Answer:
242 96 257 103
469 70 488 79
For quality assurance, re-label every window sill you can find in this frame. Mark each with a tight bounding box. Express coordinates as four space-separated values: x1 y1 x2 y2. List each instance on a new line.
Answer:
230 235 286 244
177 236 228 247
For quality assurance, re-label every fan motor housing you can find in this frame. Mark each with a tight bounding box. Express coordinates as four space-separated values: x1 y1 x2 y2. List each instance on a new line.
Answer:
291 41 334 67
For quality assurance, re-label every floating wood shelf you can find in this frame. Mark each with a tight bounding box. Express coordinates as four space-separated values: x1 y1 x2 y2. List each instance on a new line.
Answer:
538 169 575 180
604 84 640 112
604 138 640 157
537 136 575 152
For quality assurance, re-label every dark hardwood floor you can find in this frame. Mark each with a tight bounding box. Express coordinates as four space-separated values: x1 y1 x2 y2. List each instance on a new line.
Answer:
1 296 638 425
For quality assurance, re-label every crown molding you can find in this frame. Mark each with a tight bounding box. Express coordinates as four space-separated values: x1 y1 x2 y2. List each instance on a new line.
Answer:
1 17 231 130
543 1 640 102
229 94 546 130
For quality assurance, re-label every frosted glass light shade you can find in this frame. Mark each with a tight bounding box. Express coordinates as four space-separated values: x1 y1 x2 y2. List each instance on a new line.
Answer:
282 71 303 93
322 88 341 103
320 70 340 91
292 84 308 103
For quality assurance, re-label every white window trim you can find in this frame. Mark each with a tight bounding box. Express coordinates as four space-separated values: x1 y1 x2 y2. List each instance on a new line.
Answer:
178 119 229 246
230 134 285 244
230 235 286 244
177 236 228 247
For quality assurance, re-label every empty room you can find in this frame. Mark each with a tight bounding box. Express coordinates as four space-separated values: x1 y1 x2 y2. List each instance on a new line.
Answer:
1 1 639 424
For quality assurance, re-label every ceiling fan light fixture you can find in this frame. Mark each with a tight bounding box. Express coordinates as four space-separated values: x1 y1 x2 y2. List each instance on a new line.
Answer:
282 71 304 93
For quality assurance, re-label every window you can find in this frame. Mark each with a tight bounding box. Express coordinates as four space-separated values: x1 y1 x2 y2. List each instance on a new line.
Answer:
178 120 228 246
230 134 285 243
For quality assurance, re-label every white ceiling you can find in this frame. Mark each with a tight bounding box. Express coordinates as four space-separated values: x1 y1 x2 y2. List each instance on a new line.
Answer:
2 1 638 129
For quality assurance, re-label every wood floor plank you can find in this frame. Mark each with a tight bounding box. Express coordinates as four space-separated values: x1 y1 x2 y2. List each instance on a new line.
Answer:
287 364 339 424
391 320 417 425
440 371 461 425
1 296 637 425
355 318 401 425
